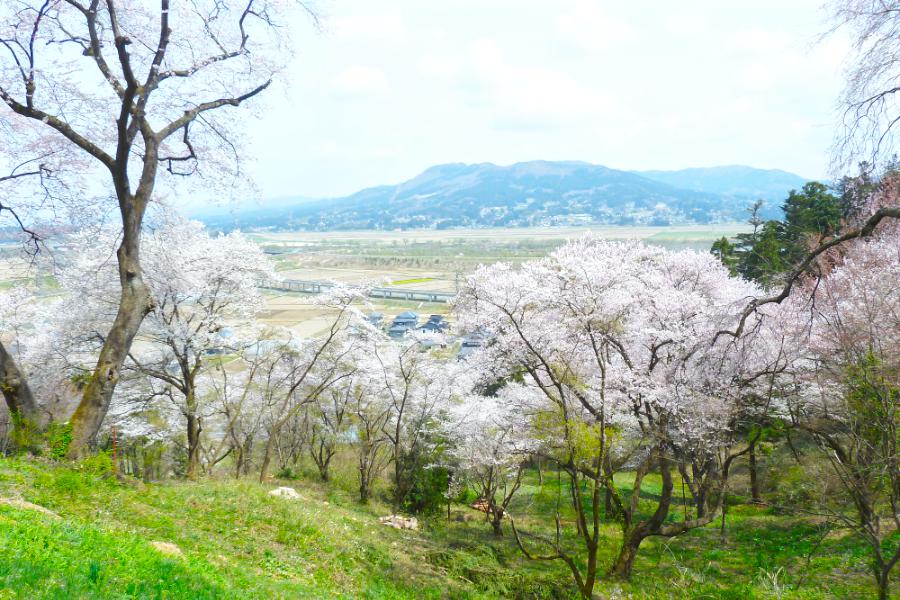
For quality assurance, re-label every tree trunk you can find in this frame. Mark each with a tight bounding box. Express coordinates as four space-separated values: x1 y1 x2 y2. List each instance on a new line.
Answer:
358 447 370 503
240 438 253 476
234 439 254 479
359 476 370 503
695 487 708 519
259 433 276 483
0 341 40 429
877 568 890 600
609 532 643 580
720 491 729 542
749 443 762 503
491 518 503 536
312 443 332 482
234 445 244 479
392 452 407 509
490 506 503 536
605 485 618 520
186 413 201 480
609 454 678 580
67 210 152 459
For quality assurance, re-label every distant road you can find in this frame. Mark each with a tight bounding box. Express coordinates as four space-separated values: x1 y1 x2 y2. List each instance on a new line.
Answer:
262 279 456 304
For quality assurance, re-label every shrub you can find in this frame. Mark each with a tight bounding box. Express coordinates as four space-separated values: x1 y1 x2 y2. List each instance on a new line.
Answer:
45 422 73 460
405 465 449 515
8 412 42 455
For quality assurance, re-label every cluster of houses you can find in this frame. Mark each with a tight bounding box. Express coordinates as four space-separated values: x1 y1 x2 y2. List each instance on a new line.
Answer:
365 311 450 339
363 311 486 360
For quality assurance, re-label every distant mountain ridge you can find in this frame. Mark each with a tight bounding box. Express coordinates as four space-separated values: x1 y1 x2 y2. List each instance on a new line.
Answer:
202 161 809 231
634 165 808 201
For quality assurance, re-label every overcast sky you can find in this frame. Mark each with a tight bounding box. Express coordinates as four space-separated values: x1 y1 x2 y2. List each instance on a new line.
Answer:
242 1 850 200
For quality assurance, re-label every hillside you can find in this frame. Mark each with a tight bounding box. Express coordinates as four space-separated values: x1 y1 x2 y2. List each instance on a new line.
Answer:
0 456 877 599
203 162 808 232
635 166 809 204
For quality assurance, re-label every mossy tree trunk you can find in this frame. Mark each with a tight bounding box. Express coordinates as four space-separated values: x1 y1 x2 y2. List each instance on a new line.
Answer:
66 183 154 459
0 341 40 435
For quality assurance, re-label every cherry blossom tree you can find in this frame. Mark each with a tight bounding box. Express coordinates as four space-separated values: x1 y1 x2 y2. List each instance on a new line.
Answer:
255 289 366 483
0 0 316 457
454 237 786 594
128 220 273 478
339 329 394 503
371 333 462 510
45 217 272 474
351 378 392 504
786 230 900 600
302 383 353 483
445 391 534 536
201 347 274 478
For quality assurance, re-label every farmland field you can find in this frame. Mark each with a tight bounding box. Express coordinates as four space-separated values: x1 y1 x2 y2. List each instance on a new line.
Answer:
252 224 748 334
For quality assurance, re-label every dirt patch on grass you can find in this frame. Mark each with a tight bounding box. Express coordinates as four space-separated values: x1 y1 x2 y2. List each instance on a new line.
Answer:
0 497 61 519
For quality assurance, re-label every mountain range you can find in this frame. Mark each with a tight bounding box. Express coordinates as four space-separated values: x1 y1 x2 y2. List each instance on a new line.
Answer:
200 162 809 231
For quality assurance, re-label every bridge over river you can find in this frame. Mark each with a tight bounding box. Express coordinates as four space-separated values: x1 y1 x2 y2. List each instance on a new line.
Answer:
262 279 456 304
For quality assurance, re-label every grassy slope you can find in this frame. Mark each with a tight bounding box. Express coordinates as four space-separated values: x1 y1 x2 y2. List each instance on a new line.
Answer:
0 457 885 599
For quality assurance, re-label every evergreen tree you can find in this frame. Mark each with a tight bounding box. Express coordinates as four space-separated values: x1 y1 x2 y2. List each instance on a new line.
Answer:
779 182 842 265
710 183 844 289
710 236 737 275
732 200 765 256
738 221 787 288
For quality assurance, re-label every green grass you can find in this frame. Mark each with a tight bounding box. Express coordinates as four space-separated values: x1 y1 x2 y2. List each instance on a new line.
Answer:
0 457 445 599
0 457 886 599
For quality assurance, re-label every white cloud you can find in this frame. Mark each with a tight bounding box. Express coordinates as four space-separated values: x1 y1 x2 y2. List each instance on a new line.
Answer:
416 54 463 80
466 40 617 123
330 12 409 45
330 66 391 96
556 1 636 51
664 13 709 36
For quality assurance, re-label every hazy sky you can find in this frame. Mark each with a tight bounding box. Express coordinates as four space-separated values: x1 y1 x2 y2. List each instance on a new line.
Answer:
243 1 850 200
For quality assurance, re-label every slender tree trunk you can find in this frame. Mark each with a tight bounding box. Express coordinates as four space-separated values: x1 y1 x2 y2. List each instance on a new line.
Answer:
67 205 152 458
490 506 503 536
695 487 709 519
392 449 407 509
358 446 369 503
720 495 728 542
582 542 599 599
491 518 503 536
234 446 244 479
259 433 276 483
0 341 40 428
749 443 762 503
604 485 618 520
359 441 379 503
186 413 202 480
359 476 370 503
311 442 332 482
